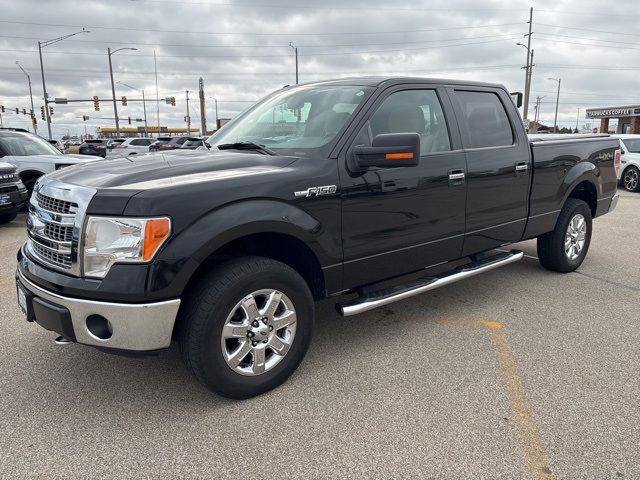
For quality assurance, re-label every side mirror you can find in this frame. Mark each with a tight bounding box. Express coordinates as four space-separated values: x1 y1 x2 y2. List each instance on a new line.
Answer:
204 142 212 150
353 133 420 169
510 91 523 108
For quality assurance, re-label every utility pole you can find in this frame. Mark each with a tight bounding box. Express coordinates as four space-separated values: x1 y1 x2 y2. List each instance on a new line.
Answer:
108 47 137 138
185 90 191 135
522 7 533 121
198 78 206 135
154 50 160 137
576 108 580 132
16 61 36 134
289 42 299 84
548 77 561 133
209 97 219 130
38 29 90 140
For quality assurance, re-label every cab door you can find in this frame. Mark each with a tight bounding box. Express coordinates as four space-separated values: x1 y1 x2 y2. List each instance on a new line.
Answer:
338 85 468 289
448 88 531 255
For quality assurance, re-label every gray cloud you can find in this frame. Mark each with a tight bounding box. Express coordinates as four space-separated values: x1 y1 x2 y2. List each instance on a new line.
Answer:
0 0 638 137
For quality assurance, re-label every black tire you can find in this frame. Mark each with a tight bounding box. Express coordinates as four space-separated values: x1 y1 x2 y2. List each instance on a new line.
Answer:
537 198 592 273
179 256 314 399
621 165 640 192
21 176 40 199
0 207 18 224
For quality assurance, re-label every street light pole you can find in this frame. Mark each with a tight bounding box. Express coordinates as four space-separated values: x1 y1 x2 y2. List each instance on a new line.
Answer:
108 47 137 138
289 42 299 84
548 77 561 133
209 97 219 130
37 29 90 140
16 61 36 134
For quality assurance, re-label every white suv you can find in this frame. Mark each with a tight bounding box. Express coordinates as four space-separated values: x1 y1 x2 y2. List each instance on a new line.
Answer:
613 134 640 192
108 137 156 158
0 129 101 196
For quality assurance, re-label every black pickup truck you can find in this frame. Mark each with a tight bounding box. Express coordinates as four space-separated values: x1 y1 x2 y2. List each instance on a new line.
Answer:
0 161 28 223
16 77 620 398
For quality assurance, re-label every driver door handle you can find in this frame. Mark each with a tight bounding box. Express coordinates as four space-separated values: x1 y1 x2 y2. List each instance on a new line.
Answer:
448 169 465 186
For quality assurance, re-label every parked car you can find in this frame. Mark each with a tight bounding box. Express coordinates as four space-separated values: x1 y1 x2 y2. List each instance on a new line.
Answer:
108 137 156 158
16 77 619 399
180 137 207 150
46 139 66 154
0 128 101 195
149 136 188 152
612 134 640 192
0 162 28 223
78 139 113 158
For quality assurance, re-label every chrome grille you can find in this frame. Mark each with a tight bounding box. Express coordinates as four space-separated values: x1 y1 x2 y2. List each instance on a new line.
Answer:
44 222 74 242
32 242 72 268
36 192 77 214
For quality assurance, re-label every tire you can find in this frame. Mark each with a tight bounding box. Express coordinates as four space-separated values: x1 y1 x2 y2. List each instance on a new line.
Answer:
179 256 314 399
21 176 40 199
622 165 640 192
0 207 18 224
537 198 592 273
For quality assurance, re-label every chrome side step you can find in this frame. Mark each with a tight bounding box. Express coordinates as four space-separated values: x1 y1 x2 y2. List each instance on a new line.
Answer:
337 250 524 316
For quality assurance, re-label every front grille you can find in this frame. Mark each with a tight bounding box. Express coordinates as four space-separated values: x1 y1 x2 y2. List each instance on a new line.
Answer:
36 192 77 214
32 242 72 268
44 222 73 242
0 185 17 193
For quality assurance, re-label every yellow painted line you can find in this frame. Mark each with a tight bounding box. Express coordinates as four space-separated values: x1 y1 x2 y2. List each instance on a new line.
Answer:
436 318 554 480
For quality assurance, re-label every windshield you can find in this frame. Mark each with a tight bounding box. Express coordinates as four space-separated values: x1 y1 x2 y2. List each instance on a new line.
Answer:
0 133 62 156
208 85 371 155
622 138 640 153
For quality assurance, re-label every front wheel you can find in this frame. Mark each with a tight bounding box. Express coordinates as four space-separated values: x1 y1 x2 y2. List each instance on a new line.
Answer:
537 198 592 273
179 256 314 399
0 207 18 224
622 166 640 192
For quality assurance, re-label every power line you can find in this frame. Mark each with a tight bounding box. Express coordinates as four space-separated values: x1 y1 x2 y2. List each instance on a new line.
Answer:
0 19 524 36
537 22 640 38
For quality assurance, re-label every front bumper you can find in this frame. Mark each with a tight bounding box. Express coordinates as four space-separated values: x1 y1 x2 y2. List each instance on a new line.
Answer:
0 184 28 210
16 268 181 352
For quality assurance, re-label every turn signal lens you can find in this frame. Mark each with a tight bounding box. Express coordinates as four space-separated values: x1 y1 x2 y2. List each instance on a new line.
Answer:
385 152 414 160
143 218 171 261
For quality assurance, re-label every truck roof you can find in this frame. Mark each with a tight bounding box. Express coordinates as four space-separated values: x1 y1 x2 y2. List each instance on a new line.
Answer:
293 76 506 90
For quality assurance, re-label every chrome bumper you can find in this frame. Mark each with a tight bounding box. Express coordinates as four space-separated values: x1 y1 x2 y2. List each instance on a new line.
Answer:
608 193 619 213
17 269 181 351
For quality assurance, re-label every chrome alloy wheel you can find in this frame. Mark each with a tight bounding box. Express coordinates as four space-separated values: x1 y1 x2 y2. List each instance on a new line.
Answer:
221 289 297 376
623 168 639 191
564 213 587 260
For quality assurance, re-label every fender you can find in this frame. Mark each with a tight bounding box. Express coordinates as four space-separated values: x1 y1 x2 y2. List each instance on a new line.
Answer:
148 199 341 296
560 161 600 205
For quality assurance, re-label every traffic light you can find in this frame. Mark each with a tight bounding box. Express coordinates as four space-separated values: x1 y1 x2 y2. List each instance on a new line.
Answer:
49 106 53 116
40 106 45 120
31 117 37 126
82 115 89 121
22 108 27 115
127 116 131 124
121 96 127 106
93 96 100 111
0 105 4 113
170 96 176 106
15 108 19 114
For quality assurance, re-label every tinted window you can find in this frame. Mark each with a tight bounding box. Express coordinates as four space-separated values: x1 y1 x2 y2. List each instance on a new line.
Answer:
362 89 451 154
454 91 513 148
130 139 147 146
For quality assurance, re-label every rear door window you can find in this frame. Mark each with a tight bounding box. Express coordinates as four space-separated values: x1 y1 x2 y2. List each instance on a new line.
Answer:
453 91 514 149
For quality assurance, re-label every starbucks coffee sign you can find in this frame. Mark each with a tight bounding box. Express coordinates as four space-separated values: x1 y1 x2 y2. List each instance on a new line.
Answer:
586 106 640 118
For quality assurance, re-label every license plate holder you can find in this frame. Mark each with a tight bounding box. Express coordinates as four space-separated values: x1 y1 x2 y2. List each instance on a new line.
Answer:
16 281 34 322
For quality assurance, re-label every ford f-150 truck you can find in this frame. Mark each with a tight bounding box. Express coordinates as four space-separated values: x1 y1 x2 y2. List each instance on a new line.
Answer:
16 77 620 398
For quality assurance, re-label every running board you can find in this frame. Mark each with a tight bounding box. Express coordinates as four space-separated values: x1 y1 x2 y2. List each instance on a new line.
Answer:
337 250 524 317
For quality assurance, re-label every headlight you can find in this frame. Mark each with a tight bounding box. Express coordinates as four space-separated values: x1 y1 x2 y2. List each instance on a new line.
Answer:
83 216 171 278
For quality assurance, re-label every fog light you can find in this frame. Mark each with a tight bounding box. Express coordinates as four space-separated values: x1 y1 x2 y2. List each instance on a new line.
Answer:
86 315 113 340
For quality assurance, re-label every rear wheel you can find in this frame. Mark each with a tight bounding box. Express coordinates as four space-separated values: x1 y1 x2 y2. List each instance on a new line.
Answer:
537 198 592 273
179 256 314 399
622 166 640 192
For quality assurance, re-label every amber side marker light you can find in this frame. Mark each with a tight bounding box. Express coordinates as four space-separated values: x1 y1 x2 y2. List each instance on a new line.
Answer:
143 217 171 261
385 152 414 160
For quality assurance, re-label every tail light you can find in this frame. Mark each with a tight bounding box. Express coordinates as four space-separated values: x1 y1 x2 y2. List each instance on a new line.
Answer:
115 145 127 149
614 149 621 177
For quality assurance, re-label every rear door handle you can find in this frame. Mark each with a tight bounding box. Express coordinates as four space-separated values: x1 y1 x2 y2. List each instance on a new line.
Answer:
515 162 528 173
448 169 465 186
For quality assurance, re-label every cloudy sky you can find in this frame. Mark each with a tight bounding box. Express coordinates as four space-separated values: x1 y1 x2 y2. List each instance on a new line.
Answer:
0 0 638 138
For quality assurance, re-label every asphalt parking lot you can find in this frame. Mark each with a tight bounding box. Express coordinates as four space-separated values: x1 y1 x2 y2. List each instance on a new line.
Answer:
0 190 638 479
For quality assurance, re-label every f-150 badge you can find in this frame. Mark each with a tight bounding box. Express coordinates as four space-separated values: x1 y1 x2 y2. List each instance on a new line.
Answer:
294 185 338 198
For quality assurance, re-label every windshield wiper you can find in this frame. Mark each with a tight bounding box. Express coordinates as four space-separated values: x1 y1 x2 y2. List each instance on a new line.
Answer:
216 141 275 155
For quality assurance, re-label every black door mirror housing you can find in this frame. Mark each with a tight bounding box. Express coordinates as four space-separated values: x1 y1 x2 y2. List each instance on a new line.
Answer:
352 133 420 169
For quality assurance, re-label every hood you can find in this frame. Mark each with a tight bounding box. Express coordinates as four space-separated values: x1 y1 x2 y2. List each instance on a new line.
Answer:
46 149 298 189
0 161 16 172
61 153 103 163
